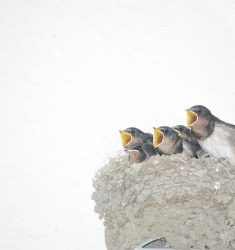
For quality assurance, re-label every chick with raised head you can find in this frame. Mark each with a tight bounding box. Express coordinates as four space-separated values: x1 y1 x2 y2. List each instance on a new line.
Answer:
173 125 209 158
187 105 235 164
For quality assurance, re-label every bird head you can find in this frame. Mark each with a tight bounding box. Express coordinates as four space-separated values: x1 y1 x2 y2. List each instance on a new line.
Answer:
186 105 213 139
153 126 179 149
119 127 144 148
173 125 191 139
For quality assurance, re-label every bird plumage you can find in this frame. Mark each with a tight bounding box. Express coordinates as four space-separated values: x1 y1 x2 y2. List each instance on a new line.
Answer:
187 105 235 164
173 125 208 159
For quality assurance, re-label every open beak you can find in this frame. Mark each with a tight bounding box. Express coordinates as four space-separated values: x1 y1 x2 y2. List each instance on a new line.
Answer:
187 110 198 126
173 129 181 136
119 130 132 146
153 127 164 148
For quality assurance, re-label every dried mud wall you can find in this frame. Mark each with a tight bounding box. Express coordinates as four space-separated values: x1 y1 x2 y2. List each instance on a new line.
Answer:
92 154 235 250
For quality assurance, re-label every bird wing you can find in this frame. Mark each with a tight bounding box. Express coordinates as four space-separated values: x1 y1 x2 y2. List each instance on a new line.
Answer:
216 115 235 129
182 140 198 158
144 133 153 142
216 121 235 146
141 142 156 157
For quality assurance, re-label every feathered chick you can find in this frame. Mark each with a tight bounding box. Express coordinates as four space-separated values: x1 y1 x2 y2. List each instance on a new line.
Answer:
187 105 235 164
119 127 153 149
125 142 156 164
173 125 209 158
153 126 183 155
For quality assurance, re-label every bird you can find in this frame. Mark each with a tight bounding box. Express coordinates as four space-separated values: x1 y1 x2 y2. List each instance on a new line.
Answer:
153 126 184 156
186 105 235 164
172 125 209 158
173 125 195 141
141 141 157 157
119 127 153 149
124 142 156 164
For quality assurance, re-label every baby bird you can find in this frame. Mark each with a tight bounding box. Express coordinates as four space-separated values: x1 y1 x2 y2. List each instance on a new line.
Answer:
125 142 156 164
119 127 156 163
173 125 209 158
153 126 183 155
119 127 152 149
187 105 235 164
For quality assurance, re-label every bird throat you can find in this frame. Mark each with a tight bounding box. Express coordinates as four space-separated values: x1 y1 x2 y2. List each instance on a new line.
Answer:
158 137 183 155
191 118 214 140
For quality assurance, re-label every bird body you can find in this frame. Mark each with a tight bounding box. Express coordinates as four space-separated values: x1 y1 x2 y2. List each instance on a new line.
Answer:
141 141 156 157
173 125 208 159
187 105 235 164
125 145 147 164
125 142 156 164
197 123 235 164
181 139 199 158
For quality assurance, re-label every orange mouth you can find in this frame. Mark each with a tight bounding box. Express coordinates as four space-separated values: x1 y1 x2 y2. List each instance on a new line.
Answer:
187 110 198 126
153 128 164 148
119 130 132 146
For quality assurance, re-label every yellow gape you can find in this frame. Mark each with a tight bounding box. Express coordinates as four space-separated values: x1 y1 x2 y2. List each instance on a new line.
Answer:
119 131 132 146
153 128 164 148
187 110 198 126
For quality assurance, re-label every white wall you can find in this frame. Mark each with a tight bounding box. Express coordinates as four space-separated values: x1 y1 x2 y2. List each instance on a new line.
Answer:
0 0 235 249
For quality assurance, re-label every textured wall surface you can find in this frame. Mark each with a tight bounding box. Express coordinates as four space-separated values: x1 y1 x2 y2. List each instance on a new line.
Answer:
92 154 235 250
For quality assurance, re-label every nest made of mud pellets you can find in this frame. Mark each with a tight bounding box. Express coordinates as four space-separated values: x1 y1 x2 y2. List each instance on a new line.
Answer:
92 154 235 250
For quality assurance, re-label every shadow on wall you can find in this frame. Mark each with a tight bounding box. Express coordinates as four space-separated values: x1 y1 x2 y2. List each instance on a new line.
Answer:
92 153 235 250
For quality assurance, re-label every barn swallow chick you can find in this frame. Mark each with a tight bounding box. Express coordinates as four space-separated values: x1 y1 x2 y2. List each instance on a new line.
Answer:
119 127 152 149
187 105 235 164
141 141 157 158
125 142 156 164
125 144 147 164
153 126 183 155
173 125 194 141
173 125 209 158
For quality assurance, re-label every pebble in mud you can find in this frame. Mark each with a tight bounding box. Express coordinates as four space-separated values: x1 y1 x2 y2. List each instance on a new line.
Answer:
92 154 235 250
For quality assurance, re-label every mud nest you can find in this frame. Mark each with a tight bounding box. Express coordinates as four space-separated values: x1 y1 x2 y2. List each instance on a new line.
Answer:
92 154 235 250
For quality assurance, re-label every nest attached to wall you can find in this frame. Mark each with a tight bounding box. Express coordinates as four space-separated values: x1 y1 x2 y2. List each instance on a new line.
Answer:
92 154 235 250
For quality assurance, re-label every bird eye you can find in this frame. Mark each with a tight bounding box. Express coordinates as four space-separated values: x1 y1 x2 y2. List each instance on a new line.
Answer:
179 127 184 132
137 146 142 151
198 110 202 115
165 129 169 134
131 130 135 136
